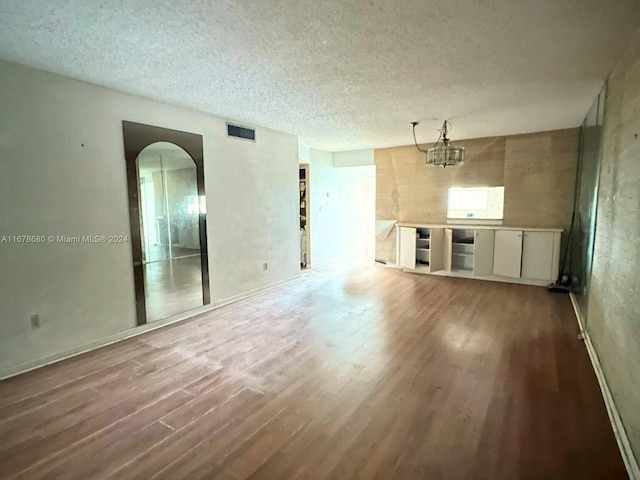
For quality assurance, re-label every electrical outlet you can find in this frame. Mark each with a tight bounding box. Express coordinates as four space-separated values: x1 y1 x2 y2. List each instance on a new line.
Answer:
263 262 268 271
30 314 41 329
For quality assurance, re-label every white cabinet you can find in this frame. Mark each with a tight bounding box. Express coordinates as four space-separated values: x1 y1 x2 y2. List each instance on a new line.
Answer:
447 228 495 276
398 227 416 269
444 229 453 272
493 230 523 278
473 230 495 276
450 229 475 272
521 231 555 280
429 229 445 272
397 224 561 286
398 226 446 272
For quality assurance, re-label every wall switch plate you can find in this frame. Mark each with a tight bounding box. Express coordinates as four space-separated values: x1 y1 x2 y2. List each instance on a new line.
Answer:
263 262 268 271
30 314 41 329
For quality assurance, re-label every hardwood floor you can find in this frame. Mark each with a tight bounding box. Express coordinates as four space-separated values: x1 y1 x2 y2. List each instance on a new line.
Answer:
143 255 203 322
0 264 626 479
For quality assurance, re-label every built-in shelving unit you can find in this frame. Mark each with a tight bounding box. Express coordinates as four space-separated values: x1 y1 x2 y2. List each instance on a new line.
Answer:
451 229 475 272
398 226 445 274
397 223 562 286
415 228 430 269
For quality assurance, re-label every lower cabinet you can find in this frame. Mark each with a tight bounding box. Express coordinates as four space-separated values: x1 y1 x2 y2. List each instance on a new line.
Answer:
493 230 523 278
491 230 559 280
521 231 556 280
473 229 495 276
397 225 561 286
398 227 417 270
444 228 495 276
397 227 445 272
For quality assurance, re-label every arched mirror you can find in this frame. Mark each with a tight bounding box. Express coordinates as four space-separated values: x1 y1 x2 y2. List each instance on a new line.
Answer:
123 122 209 325
138 142 203 321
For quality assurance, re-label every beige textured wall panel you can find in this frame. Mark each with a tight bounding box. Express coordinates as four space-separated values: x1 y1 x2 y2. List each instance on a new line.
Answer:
375 128 579 264
503 129 579 234
588 25 640 462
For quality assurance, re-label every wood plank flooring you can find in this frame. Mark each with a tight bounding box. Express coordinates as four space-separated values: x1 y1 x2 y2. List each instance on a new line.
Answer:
143 254 203 322
0 264 627 479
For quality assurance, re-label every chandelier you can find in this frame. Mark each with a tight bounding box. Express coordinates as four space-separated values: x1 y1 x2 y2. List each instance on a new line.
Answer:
411 120 465 167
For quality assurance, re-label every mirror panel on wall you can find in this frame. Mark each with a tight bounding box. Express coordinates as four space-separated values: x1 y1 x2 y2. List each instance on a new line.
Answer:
123 122 210 325
570 87 605 322
137 142 203 321
447 186 505 220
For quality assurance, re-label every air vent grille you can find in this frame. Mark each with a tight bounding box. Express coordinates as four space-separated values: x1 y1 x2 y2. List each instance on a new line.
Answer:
227 123 255 141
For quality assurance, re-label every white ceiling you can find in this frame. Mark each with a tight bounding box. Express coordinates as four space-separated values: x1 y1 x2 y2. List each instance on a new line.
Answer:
0 0 639 151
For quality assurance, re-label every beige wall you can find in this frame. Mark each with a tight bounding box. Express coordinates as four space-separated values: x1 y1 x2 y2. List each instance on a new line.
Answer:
0 59 299 377
375 128 579 263
589 25 640 462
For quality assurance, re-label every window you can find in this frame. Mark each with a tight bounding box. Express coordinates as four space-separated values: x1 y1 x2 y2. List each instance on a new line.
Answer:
186 195 207 215
447 186 504 220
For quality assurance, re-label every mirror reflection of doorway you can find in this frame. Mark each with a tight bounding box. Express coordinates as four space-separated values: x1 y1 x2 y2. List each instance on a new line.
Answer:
137 142 204 322
123 121 210 326
299 165 310 269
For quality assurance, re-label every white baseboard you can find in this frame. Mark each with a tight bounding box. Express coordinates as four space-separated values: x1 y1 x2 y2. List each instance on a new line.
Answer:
309 254 371 269
0 275 300 381
307 258 335 268
569 293 639 480
381 262 402 269
208 275 300 308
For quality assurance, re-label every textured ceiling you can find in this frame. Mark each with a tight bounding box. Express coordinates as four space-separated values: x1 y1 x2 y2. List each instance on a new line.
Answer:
0 0 639 151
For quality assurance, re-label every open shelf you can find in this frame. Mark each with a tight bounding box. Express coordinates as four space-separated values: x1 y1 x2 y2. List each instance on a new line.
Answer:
399 226 447 274
452 249 474 271
452 228 475 245
451 267 473 274
416 227 430 239
414 228 436 271
452 230 474 259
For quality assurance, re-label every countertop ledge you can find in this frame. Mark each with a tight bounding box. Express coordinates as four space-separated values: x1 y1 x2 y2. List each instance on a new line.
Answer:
397 223 563 232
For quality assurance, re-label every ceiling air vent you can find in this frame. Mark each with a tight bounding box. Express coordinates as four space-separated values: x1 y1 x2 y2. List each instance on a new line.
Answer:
227 123 256 141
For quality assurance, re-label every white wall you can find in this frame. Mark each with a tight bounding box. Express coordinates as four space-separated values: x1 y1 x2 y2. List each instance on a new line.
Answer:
307 148 375 265
298 138 311 164
333 149 374 167
0 59 299 376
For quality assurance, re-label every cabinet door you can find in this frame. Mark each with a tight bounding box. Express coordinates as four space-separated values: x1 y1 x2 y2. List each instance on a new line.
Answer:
550 232 562 281
444 228 452 272
493 230 522 278
398 227 417 269
521 231 554 280
430 228 444 272
473 230 495 276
